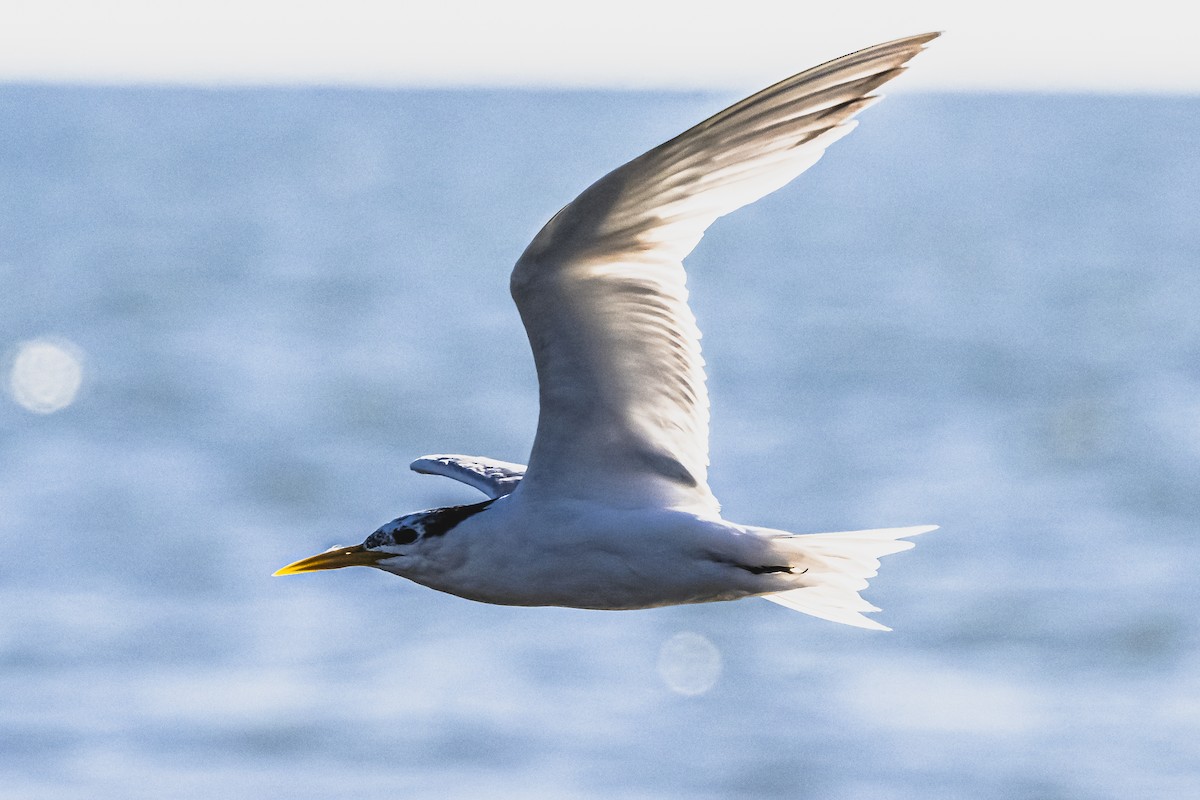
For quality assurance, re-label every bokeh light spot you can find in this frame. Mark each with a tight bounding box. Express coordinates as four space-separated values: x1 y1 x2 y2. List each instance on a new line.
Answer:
8 338 85 414
657 631 722 696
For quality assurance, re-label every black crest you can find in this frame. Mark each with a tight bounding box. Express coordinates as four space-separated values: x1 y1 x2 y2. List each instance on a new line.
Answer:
418 498 496 538
365 498 496 549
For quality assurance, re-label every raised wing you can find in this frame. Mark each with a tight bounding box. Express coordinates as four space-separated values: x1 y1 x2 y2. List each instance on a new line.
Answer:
511 33 939 511
410 454 526 499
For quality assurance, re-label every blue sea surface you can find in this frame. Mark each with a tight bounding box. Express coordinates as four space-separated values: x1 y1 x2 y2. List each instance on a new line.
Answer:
1 86 1198 798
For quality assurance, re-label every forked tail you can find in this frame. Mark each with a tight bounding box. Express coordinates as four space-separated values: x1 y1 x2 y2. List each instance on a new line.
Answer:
761 525 937 630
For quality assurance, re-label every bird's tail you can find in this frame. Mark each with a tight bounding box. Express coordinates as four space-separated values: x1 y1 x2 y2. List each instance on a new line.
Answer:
759 525 936 631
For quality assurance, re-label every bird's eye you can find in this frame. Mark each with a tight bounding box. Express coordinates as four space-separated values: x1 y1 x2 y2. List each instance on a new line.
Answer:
392 528 419 546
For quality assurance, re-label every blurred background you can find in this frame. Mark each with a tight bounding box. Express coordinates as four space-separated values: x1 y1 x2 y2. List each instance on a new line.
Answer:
2 3 1198 798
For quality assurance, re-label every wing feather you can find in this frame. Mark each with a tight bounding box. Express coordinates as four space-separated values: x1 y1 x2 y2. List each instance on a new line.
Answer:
510 33 939 510
410 454 526 499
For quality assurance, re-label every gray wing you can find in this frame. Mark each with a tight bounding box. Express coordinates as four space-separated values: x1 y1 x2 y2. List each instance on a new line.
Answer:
510 33 939 512
410 454 526 499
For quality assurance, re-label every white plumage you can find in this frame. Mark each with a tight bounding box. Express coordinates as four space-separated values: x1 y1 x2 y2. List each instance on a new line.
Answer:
277 33 941 631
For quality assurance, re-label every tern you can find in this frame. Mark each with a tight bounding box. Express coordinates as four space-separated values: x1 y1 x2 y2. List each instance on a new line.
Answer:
276 33 940 630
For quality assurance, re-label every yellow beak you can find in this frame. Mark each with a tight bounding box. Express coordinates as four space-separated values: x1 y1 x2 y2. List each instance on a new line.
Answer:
273 544 394 576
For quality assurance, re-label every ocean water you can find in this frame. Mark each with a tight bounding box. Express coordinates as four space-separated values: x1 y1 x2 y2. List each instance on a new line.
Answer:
1 86 1198 799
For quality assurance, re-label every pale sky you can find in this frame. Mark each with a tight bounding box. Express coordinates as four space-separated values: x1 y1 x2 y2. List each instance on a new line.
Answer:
2 0 1197 92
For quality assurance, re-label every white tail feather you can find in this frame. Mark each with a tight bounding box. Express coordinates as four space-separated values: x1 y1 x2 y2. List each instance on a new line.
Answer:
761 525 937 631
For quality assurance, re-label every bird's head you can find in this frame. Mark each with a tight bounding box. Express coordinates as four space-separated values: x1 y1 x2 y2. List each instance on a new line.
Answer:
273 499 495 578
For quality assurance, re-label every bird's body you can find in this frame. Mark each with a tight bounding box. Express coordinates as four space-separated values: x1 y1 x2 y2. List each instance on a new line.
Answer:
370 497 795 610
277 33 941 630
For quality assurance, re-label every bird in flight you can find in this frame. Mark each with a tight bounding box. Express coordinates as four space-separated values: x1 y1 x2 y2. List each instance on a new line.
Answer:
276 33 940 630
